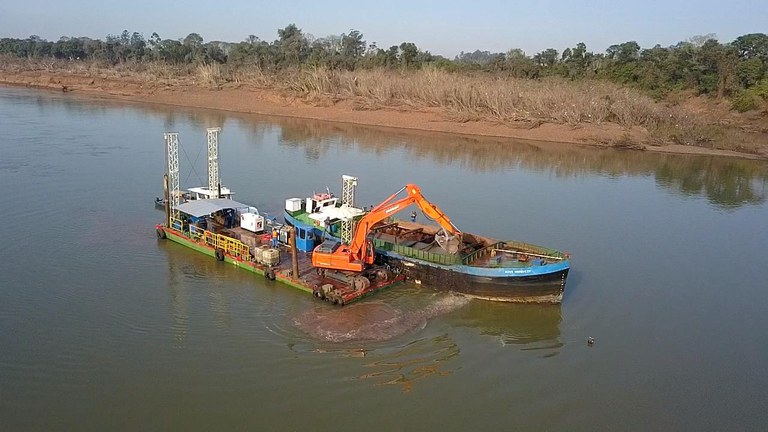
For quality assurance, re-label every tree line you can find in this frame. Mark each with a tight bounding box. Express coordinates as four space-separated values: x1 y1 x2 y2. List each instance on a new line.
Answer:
1 25 767 111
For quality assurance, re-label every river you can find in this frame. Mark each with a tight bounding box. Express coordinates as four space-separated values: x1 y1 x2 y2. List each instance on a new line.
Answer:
1 86 767 431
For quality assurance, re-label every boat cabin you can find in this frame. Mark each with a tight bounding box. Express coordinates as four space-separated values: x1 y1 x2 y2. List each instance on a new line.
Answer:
173 198 264 234
185 186 234 201
306 192 337 214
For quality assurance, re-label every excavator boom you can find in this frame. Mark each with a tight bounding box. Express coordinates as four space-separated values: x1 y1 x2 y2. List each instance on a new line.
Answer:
311 183 461 273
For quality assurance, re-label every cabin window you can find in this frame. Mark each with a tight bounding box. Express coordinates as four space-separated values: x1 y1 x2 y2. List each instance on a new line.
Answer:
299 228 305 239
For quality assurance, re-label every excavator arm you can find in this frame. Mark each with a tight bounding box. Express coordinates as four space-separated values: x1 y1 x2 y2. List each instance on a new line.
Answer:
312 183 461 273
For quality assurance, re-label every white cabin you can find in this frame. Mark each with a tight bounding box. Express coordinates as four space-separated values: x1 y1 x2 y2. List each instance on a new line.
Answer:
186 186 233 201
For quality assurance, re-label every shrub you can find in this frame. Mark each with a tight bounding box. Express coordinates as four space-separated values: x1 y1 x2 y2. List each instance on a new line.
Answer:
732 78 768 112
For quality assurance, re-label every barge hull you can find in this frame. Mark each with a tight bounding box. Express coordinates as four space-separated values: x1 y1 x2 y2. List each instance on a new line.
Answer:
379 255 568 303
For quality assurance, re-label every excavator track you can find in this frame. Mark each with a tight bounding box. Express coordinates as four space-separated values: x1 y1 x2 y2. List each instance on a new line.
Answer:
312 265 398 306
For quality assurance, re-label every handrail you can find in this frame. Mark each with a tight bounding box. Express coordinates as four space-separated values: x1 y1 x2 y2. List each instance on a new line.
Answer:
462 241 505 265
170 216 184 231
202 230 250 261
189 224 205 240
168 218 251 260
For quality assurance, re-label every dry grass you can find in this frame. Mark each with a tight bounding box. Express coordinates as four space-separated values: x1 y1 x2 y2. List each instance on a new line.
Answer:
276 67 672 128
229 66 270 87
196 63 223 89
3 56 765 155
0 57 691 129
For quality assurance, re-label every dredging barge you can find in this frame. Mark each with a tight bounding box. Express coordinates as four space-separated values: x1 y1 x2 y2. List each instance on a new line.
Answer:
157 129 570 305
285 178 570 303
155 129 402 306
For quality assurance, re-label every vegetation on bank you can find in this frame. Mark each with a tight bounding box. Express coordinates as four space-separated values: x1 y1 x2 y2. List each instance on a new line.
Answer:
1 26 767 154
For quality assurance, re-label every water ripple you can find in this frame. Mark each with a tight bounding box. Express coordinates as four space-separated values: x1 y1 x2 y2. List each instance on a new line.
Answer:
357 333 461 392
293 293 470 343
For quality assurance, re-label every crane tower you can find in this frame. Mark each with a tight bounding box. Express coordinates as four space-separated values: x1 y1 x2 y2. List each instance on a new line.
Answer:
340 175 358 244
164 132 180 221
207 127 221 198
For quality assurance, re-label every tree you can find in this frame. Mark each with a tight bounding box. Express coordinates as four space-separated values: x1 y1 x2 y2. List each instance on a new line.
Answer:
699 39 739 98
732 33 768 59
733 33 768 80
399 42 418 68
202 43 226 63
688 33 718 48
157 39 190 64
181 33 205 62
53 37 86 60
533 48 558 68
606 41 640 63
276 24 309 67
128 32 146 60
183 33 204 48
561 42 590 78
456 49 499 64
501 48 537 77
737 58 764 88
635 44 673 96
340 29 365 69
148 32 162 48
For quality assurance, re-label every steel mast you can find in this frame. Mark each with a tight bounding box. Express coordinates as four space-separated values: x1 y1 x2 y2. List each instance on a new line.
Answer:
340 175 358 244
206 127 221 198
164 132 180 223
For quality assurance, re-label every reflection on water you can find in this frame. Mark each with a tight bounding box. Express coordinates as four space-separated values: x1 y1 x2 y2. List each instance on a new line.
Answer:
136 106 764 209
14 88 768 209
162 243 244 346
655 157 767 208
450 301 563 357
165 247 188 347
239 116 768 209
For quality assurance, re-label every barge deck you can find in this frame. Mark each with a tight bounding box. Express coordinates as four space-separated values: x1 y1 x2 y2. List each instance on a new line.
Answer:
156 223 403 305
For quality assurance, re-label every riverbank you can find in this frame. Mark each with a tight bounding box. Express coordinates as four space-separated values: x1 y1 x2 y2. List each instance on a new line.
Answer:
2 65 766 160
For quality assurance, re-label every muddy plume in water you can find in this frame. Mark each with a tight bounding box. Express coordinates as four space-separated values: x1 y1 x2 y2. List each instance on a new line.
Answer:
293 294 471 343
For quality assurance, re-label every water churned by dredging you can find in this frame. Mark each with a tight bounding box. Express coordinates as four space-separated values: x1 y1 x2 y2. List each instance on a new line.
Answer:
293 293 471 342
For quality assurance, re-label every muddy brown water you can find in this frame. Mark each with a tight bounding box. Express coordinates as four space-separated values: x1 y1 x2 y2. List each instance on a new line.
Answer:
1 86 767 431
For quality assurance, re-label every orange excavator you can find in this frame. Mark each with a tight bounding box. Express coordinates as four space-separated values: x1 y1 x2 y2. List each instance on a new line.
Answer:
311 184 462 289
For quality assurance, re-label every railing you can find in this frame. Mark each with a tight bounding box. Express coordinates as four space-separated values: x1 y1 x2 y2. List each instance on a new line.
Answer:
373 238 462 266
168 218 250 261
462 241 505 265
202 230 250 260
189 224 205 241
501 241 568 260
170 216 184 231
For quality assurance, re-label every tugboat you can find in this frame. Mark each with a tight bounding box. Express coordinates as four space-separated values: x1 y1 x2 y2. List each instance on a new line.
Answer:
283 175 365 252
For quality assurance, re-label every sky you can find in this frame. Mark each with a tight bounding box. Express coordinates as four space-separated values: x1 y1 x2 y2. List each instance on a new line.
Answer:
1 0 766 58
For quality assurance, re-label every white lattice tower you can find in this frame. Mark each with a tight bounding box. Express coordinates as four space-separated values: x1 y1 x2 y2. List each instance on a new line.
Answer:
207 127 221 198
164 132 180 219
340 175 358 244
